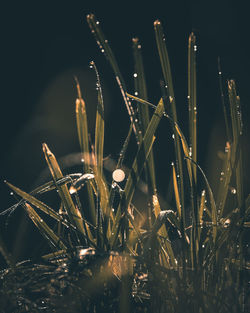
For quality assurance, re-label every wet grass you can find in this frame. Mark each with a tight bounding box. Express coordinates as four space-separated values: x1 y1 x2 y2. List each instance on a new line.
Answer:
0 14 249 313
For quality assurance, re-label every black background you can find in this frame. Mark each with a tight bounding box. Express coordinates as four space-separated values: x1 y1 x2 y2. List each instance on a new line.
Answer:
0 0 249 262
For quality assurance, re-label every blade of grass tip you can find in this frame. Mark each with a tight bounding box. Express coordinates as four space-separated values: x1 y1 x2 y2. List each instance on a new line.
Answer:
228 80 244 210
92 61 105 177
132 37 157 228
110 98 165 248
87 14 141 143
75 77 96 225
154 20 185 220
24 203 68 251
90 63 110 222
188 32 197 184
42 143 86 236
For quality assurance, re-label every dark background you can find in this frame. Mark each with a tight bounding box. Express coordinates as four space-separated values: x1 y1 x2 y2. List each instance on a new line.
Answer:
0 0 249 262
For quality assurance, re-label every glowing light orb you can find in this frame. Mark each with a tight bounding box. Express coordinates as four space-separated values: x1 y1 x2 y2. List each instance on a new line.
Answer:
112 169 125 182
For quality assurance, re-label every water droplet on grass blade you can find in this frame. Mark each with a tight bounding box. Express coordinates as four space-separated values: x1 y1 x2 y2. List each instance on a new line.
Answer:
230 187 237 194
133 73 138 78
112 169 125 182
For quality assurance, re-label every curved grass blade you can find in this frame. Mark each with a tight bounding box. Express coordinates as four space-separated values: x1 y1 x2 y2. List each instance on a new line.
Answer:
75 77 96 225
154 20 185 219
110 98 165 248
188 32 197 184
87 14 141 143
5 181 74 229
42 143 85 236
24 203 68 251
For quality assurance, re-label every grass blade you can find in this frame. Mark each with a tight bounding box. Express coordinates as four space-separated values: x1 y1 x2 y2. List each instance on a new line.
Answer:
87 14 141 143
0 231 15 268
188 32 197 184
42 143 85 236
75 78 96 225
24 203 68 251
5 181 73 228
132 37 157 228
154 20 185 221
171 163 181 219
228 80 244 210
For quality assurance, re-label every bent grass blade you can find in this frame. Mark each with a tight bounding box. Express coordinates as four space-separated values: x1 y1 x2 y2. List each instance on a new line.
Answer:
5 181 73 228
42 143 85 235
24 203 68 251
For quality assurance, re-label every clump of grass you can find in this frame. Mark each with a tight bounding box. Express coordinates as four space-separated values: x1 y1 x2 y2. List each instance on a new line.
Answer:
0 13 249 313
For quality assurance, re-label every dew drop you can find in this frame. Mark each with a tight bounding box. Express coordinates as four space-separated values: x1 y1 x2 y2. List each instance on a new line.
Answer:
194 45 197 51
134 91 138 96
133 73 138 78
219 71 222 75
135 118 138 123
138 44 141 49
104 39 108 43
96 21 100 25
187 95 190 99
172 134 175 139
202 244 205 248
10 192 14 196
112 169 125 182
81 158 84 163
231 187 237 194
101 49 105 53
